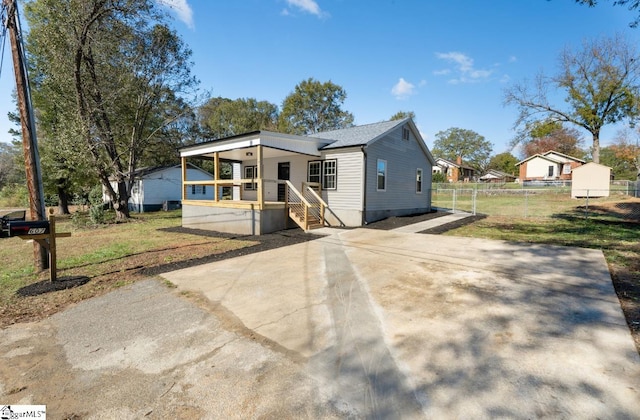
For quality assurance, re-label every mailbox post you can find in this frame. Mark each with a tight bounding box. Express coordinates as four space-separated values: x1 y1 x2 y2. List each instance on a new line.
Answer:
8 209 71 282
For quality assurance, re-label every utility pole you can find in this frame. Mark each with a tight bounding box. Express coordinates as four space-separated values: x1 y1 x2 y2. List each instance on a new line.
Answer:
4 0 48 270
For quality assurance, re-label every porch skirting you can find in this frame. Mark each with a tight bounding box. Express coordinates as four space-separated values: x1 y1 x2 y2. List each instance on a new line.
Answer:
182 203 289 235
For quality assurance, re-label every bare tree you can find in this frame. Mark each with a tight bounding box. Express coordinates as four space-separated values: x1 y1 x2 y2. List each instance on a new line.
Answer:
504 34 640 163
575 0 640 27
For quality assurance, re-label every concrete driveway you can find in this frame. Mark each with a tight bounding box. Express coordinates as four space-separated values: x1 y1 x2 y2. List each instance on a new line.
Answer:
1 228 639 418
162 228 640 418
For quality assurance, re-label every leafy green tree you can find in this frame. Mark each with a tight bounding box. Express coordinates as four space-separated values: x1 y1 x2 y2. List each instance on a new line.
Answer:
487 152 519 176
432 172 446 183
199 97 279 139
390 111 416 121
278 78 354 135
432 127 493 172
0 141 24 189
25 0 198 220
504 34 640 164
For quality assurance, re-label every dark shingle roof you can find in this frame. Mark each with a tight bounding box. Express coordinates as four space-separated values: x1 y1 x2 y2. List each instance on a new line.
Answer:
309 118 408 149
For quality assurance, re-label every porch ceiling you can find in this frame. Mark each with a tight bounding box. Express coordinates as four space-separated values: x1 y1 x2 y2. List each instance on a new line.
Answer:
216 146 309 162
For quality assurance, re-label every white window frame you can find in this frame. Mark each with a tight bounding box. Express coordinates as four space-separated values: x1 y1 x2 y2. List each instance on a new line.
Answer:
416 168 423 193
308 161 321 185
323 159 337 190
377 159 387 191
244 165 257 190
548 165 554 177
562 163 571 174
307 159 337 190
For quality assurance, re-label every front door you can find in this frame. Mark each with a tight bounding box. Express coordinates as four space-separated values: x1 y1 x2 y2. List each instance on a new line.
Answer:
277 162 290 202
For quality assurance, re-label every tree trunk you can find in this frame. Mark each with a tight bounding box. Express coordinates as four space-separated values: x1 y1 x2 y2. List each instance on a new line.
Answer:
113 179 130 220
592 133 600 164
57 183 70 214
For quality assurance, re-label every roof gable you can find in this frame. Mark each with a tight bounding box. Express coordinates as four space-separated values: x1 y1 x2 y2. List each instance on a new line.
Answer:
572 162 611 172
517 150 585 166
543 150 586 164
516 153 564 166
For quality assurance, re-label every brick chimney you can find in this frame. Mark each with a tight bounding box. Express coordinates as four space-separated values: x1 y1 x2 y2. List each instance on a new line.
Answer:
456 156 462 166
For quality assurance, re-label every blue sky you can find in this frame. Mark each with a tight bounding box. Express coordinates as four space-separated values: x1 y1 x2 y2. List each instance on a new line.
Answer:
1 0 639 156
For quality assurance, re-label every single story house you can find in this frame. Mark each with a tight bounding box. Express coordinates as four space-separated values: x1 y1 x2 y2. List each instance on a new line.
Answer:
516 151 585 182
571 162 612 198
103 164 214 212
434 157 476 182
479 169 517 183
178 118 435 235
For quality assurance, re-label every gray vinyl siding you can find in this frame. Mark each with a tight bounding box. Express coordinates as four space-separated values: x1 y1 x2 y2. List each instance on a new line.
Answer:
321 148 364 211
364 124 432 217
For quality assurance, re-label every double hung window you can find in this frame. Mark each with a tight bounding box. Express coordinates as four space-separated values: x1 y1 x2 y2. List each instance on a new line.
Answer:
244 166 257 190
307 160 337 190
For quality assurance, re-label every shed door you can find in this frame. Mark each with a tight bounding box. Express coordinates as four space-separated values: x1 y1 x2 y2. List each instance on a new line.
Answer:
277 162 290 202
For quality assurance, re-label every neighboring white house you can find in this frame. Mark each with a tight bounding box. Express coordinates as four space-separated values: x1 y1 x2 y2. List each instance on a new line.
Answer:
178 118 435 235
479 169 517 183
516 151 585 182
104 164 214 212
571 162 612 198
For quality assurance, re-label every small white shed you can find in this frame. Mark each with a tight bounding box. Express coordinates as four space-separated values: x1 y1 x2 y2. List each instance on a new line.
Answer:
571 162 611 198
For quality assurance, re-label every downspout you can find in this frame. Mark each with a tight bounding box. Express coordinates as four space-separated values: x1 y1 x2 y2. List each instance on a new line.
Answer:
361 145 368 225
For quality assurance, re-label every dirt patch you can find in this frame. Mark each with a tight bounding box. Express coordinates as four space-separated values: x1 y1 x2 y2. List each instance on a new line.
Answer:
581 197 640 221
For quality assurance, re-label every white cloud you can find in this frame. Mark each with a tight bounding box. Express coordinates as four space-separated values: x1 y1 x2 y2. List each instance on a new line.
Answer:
435 51 493 84
509 55 517 63
285 0 325 17
157 0 194 29
391 78 416 100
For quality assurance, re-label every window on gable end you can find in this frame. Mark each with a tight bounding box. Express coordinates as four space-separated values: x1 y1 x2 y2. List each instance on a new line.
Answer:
402 126 410 141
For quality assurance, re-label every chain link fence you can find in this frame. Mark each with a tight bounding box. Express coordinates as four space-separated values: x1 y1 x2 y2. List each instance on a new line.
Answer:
432 181 639 219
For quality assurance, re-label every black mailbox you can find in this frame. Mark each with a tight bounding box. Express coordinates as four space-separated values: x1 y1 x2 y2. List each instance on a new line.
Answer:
7 220 50 237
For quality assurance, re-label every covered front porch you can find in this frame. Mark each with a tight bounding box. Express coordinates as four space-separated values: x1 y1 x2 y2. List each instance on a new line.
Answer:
179 131 331 235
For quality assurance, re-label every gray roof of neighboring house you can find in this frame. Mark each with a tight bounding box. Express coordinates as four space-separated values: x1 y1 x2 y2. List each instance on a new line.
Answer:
309 118 408 149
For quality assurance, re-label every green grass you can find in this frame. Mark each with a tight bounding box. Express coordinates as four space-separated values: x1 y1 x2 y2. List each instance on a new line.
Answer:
444 212 640 300
433 188 635 218
0 209 255 314
445 214 638 248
